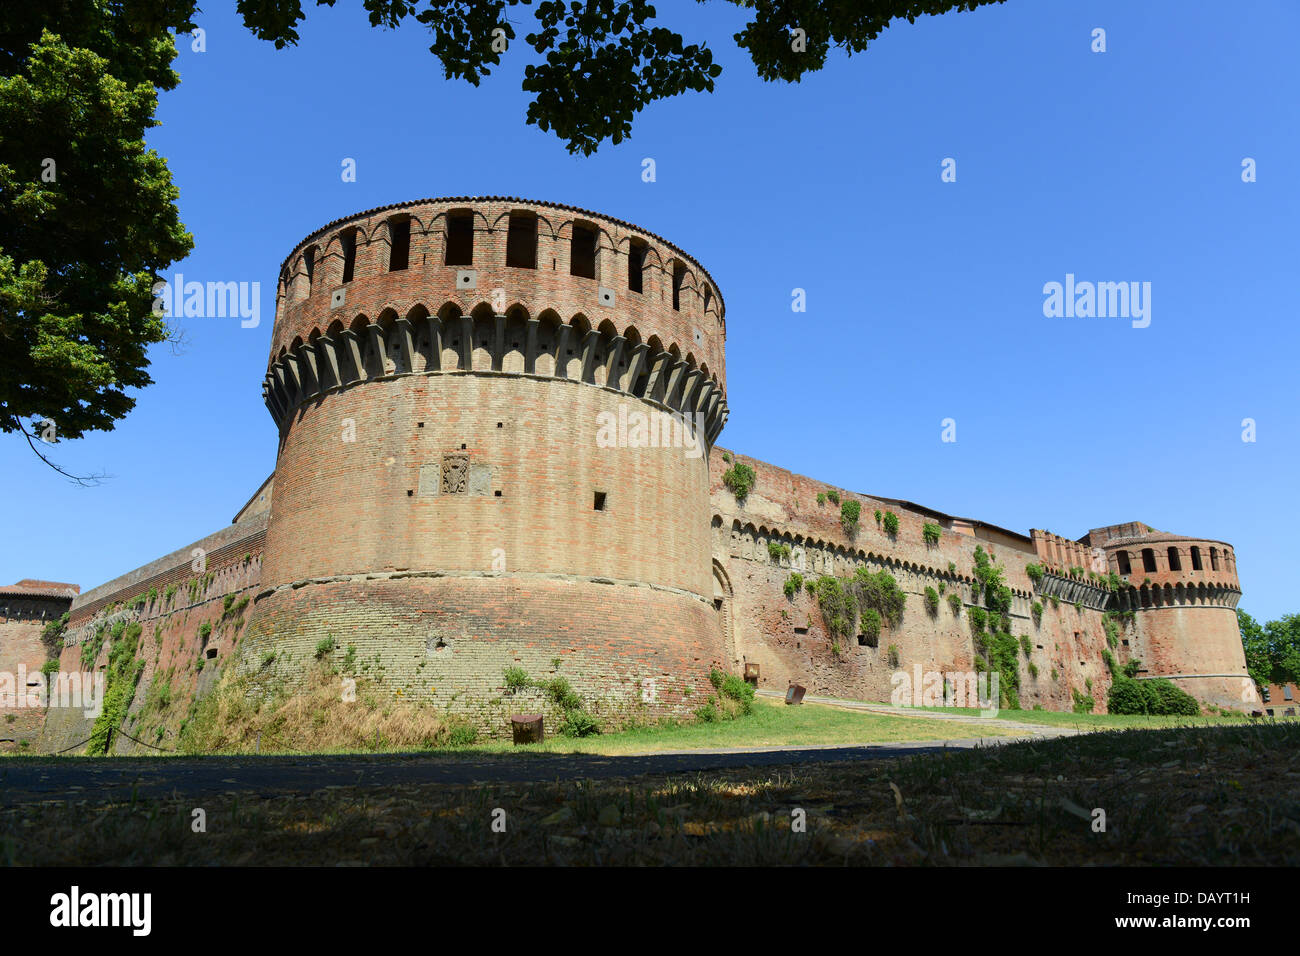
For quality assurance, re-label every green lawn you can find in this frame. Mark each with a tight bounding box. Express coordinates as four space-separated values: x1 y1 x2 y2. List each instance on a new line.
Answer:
992 708 1269 731
448 698 1023 756
871 702 1264 732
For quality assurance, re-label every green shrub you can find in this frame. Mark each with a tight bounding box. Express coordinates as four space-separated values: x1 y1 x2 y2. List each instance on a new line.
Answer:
840 499 861 534
948 592 962 615
448 723 479 747
882 511 899 537
860 607 882 643
887 643 900 668
922 522 941 545
1103 613 1120 648
722 462 756 501
1027 661 1039 679
814 575 857 640
1148 680 1200 715
717 670 755 716
558 709 601 737
40 658 60 676
874 510 882 526
767 540 791 561
783 572 803 598
849 567 906 627
1019 634 1032 657
816 492 826 506
1031 601 1043 626
198 622 212 640
826 490 840 505
923 586 939 616
1025 563 1044 585
969 607 988 632
1107 676 1148 714
694 701 720 722
1072 688 1095 714
314 636 335 659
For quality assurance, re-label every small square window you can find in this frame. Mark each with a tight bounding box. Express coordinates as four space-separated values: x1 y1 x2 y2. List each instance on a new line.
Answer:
494 490 502 497
593 491 607 511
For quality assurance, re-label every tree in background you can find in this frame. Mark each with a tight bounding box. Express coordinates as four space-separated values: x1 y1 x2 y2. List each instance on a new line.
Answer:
1239 609 1300 695
0 2 196 479
238 0 1007 155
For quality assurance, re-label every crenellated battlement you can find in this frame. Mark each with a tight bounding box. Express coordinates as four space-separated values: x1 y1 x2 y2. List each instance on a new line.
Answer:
269 197 725 384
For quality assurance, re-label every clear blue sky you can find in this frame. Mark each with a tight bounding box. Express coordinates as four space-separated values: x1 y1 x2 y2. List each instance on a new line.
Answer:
5 0 1297 622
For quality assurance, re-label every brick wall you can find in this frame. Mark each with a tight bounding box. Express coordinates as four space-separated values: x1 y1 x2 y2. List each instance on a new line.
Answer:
708 448 1244 713
239 575 724 731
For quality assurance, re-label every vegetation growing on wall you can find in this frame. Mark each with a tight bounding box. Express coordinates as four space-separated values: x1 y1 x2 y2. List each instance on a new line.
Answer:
502 667 601 737
826 490 839 505
923 586 939 616
767 540 791 562
814 567 906 644
840 500 860 534
86 622 145 755
882 511 899 538
861 607 882 644
967 546 1020 708
948 592 962 616
722 461 756 501
783 572 803 598
39 612 68 658
922 522 941 546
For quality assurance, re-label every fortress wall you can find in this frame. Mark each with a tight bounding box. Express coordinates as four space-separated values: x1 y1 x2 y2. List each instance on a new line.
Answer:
271 197 727 386
0 618 52 751
40 520 266 755
1129 605 1249 710
262 376 711 596
709 449 1118 710
69 514 268 625
239 575 723 731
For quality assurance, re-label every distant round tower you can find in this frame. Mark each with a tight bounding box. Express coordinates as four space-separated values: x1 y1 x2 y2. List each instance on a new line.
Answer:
1086 523 1248 710
242 197 730 724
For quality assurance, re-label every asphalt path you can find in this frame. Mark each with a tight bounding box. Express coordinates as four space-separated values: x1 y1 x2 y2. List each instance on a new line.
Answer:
0 737 1012 807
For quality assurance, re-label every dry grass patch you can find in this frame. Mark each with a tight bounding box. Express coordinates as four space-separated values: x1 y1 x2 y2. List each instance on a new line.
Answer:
178 665 475 754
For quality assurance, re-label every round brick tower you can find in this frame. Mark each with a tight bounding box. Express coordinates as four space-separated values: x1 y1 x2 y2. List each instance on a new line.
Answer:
240 197 731 727
1089 523 1249 710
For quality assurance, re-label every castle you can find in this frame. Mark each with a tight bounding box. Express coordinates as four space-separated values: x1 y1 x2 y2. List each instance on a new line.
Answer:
21 197 1250 749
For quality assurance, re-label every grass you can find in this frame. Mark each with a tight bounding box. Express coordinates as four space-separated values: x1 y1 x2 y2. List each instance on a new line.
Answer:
447 699 1022 756
3 722 1295 865
893 704 1266 731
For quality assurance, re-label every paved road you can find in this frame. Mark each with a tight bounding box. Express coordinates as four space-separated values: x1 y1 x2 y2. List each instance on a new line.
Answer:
0 737 1018 807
